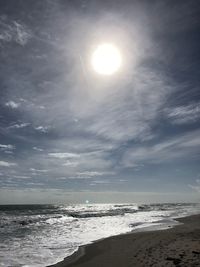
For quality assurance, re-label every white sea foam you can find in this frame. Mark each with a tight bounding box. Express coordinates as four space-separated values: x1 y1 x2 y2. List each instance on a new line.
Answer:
0 203 199 267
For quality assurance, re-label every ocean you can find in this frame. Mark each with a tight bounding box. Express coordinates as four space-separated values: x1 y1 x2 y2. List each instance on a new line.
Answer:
0 203 200 267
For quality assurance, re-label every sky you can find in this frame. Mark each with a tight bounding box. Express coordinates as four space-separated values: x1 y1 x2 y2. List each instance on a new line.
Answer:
0 0 200 204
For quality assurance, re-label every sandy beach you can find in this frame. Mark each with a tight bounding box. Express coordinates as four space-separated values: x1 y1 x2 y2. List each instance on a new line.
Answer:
49 214 200 267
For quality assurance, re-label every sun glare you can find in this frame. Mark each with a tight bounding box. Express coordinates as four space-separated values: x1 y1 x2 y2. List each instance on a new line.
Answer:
91 43 122 75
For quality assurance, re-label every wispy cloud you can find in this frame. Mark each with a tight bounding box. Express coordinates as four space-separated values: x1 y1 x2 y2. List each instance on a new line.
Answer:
12 175 31 179
67 176 93 180
48 152 80 159
25 182 45 187
188 179 200 193
90 179 126 186
90 180 111 185
62 160 78 167
76 68 170 142
166 102 200 124
33 147 44 152
0 161 17 167
92 180 111 184
34 126 49 133
76 171 104 178
14 21 31 45
5 101 20 109
122 130 200 166
0 144 15 150
30 168 48 173
0 18 31 45
8 123 30 129
67 171 114 179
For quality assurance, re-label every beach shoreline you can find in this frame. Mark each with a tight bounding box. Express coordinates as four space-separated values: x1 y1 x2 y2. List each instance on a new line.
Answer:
48 214 200 267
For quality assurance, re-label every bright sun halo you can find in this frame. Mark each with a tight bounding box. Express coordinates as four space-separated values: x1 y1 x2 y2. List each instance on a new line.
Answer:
91 43 122 75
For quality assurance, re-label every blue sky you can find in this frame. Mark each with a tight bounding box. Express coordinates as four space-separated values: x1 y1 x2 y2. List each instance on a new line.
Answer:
0 0 200 204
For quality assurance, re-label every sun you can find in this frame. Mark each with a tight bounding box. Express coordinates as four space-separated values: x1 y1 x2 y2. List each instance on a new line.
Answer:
91 43 122 75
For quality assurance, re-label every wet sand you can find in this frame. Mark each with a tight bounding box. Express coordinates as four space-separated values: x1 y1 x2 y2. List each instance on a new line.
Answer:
49 214 200 267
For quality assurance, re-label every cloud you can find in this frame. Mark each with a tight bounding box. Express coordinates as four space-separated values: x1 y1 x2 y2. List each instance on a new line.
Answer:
67 176 93 180
2 141 112 185
68 171 103 179
188 179 200 193
166 102 200 124
12 175 31 179
25 182 45 187
48 152 80 159
0 18 31 46
76 171 104 178
0 0 199 197
89 179 125 186
90 180 111 186
30 168 48 173
14 21 31 45
0 161 17 167
5 101 20 109
33 147 44 152
34 126 49 133
8 123 30 129
72 68 170 143
7 11 171 145
67 171 114 179
122 130 200 166
0 144 15 150
93 180 111 184
62 160 78 167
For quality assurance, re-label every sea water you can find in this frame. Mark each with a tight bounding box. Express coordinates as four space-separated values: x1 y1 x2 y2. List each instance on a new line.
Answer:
0 203 200 267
